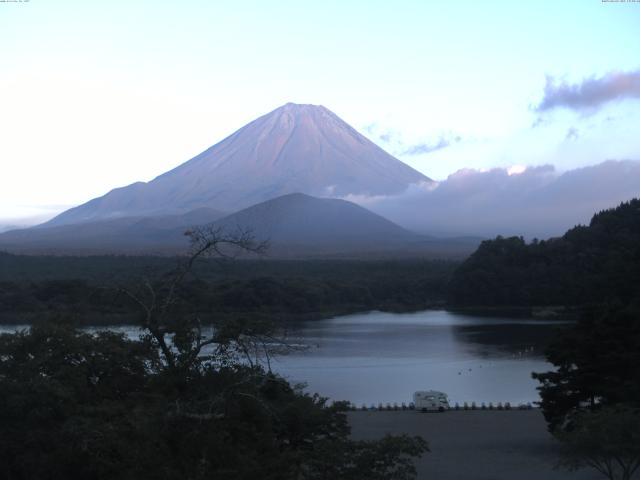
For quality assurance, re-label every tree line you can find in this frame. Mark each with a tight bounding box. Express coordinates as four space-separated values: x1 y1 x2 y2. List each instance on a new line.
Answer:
448 199 640 307
0 257 454 325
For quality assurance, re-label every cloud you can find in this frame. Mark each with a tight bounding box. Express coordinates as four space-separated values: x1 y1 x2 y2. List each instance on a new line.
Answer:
340 180 438 206
535 70 640 112
565 127 579 140
379 132 393 143
352 161 640 239
507 165 527 176
0 203 71 224
362 123 379 136
402 135 461 156
531 116 546 128
340 192 391 206
362 123 463 158
362 123 400 144
0 212 59 232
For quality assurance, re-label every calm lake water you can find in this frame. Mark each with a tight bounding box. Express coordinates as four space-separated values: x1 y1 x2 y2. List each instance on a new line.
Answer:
273 310 567 406
0 310 568 406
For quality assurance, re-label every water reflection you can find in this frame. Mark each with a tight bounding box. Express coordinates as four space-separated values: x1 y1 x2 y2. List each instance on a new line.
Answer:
273 310 569 406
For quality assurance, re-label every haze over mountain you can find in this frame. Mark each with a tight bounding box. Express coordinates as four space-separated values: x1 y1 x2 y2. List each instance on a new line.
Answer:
0 193 484 258
0 193 481 258
0 208 226 254
46 103 430 227
364 160 640 239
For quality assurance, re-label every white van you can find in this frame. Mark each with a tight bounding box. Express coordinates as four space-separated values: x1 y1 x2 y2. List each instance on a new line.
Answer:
413 391 449 412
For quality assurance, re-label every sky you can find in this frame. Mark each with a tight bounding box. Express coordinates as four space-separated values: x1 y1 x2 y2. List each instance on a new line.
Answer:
1 0 639 224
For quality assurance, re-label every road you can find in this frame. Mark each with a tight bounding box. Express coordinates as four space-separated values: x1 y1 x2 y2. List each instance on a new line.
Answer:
348 410 603 480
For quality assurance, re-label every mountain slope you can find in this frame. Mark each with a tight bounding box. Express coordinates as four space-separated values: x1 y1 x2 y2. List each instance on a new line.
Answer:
47 103 430 226
0 208 226 254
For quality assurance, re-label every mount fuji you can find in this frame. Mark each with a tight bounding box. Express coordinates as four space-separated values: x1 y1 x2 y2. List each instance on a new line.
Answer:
46 103 430 227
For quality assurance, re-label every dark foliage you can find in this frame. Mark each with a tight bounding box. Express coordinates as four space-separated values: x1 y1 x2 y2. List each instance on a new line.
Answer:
0 322 427 479
532 304 640 432
555 405 640 480
0 258 455 325
0 228 428 479
448 199 640 307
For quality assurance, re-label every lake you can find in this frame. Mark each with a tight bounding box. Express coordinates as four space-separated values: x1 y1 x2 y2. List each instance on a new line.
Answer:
273 310 567 406
0 310 567 406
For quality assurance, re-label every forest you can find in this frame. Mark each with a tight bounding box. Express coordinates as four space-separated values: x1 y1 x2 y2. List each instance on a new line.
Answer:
0 255 455 325
448 199 640 307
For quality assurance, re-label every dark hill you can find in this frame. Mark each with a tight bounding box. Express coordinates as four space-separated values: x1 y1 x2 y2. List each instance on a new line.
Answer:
207 193 450 257
213 193 418 249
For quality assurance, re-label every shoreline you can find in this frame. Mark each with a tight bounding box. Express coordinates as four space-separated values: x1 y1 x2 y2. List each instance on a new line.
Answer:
446 305 582 320
0 304 579 327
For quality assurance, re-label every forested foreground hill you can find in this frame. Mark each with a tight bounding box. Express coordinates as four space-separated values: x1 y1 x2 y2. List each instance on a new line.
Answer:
448 198 640 306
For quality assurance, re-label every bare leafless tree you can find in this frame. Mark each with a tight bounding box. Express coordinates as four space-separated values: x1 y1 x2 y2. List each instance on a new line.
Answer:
121 226 269 370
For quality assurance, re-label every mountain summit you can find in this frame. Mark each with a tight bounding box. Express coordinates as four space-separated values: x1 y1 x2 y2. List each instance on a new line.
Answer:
47 103 430 226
